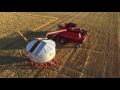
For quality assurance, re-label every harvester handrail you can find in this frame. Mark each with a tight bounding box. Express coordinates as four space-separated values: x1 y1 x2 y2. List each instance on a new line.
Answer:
44 29 67 40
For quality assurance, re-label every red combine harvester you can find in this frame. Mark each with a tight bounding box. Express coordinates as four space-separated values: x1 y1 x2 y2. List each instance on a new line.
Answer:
46 22 88 48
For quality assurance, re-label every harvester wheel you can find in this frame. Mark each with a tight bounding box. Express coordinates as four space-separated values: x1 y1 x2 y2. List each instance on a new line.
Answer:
59 37 67 44
75 43 81 48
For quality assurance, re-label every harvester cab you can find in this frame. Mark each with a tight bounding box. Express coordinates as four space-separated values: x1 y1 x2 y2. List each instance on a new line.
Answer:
58 22 77 30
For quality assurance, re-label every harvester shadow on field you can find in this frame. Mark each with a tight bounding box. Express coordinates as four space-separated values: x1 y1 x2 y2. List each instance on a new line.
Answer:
0 30 49 69
1 30 49 50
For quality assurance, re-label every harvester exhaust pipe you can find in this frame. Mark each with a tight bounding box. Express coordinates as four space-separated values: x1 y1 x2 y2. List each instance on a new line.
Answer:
17 31 29 43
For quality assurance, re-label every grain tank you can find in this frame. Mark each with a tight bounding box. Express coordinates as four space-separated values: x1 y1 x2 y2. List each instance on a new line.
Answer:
26 39 56 63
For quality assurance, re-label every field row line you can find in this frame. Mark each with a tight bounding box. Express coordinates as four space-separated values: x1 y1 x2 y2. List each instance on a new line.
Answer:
104 17 115 77
80 13 105 78
104 13 119 78
10 12 59 19
81 13 97 27
32 18 58 31
38 12 79 32
56 65 97 78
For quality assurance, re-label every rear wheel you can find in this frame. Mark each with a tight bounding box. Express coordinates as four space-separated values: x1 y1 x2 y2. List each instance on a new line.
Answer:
59 37 67 44
75 43 81 48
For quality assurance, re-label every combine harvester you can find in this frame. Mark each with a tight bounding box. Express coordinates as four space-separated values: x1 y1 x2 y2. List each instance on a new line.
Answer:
47 22 87 48
17 22 87 70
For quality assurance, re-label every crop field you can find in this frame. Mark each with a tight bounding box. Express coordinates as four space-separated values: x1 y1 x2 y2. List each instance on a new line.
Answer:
0 12 120 78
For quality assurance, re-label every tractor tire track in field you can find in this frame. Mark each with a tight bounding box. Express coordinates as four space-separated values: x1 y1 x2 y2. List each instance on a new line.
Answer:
104 18 114 78
80 13 112 78
104 13 119 78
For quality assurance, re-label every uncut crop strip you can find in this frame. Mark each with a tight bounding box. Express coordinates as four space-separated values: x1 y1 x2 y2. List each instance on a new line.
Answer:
101 12 119 19
118 12 120 77
96 14 114 76
77 13 104 77
82 13 109 46
103 14 115 78
82 13 111 77
69 12 96 28
81 13 97 27
104 13 119 78
80 13 112 77
81 13 102 32
72 12 98 29
84 13 108 46
83 12 106 46
110 13 119 78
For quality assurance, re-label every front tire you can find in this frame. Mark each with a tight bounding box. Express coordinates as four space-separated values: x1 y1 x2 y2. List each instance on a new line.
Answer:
75 43 81 48
59 37 67 44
